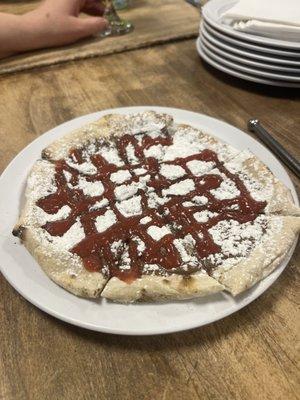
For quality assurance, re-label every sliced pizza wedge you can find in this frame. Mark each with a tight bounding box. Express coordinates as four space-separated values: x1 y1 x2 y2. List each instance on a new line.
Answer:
13 160 108 297
210 215 300 295
100 212 300 302
222 150 299 216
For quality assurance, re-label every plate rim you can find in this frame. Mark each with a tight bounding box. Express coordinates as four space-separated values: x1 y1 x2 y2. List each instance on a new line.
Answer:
203 0 300 50
0 105 298 335
197 38 300 88
199 39 300 81
201 28 300 73
203 22 300 60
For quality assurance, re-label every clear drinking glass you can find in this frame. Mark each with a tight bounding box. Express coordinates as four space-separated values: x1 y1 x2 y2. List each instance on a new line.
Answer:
114 0 131 10
101 0 133 37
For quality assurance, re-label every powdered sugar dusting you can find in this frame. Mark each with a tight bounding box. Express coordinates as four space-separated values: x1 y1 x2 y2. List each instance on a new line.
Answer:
140 216 152 225
174 234 198 266
183 196 208 207
193 196 208 205
211 178 240 200
147 192 170 208
133 167 147 176
129 111 172 135
116 195 142 217
163 129 205 162
209 216 266 258
143 264 161 274
147 225 172 241
160 164 186 180
110 170 132 184
27 160 57 201
34 205 71 226
162 179 195 197
114 175 150 201
95 209 117 233
99 146 124 167
45 219 85 251
134 236 146 254
114 182 139 201
77 177 104 197
126 143 139 164
224 150 274 202
63 170 72 182
186 160 215 176
111 239 123 255
118 248 131 271
90 198 109 211
66 159 97 175
194 210 219 223
144 144 165 161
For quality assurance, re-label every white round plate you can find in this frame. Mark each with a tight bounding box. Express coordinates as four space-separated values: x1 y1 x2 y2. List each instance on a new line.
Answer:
197 38 300 88
203 22 300 60
200 23 300 67
203 0 300 50
0 106 298 336
201 27 300 73
200 40 300 82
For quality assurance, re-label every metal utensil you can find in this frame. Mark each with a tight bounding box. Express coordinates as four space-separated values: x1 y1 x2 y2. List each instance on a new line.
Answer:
185 0 203 10
248 119 300 178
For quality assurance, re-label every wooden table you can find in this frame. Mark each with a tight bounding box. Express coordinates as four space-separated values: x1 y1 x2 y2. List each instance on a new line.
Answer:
0 39 299 400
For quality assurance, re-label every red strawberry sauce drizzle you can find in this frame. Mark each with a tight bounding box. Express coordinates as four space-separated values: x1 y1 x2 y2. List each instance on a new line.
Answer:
37 129 266 283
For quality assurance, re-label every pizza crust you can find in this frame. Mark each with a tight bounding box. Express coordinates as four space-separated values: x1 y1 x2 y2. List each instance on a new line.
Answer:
22 227 108 298
42 117 111 161
43 111 174 161
215 216 300 296
14 160 108 298
101 273 224 303
15 160 56 228
175 123 240 163
224 150 299 216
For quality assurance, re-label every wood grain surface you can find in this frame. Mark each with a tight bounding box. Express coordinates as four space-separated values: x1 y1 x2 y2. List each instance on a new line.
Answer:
0 39 299 400
0 0 199 75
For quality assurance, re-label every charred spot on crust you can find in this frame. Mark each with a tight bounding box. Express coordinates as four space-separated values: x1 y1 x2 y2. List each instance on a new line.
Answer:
12 225 25 239
93 287 103 297
180 275 195 288
139 288 152 302
41 149 51 160
161 126 169 135
163 279 170 285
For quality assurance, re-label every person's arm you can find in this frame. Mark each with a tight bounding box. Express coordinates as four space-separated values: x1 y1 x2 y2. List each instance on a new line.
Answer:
0 0 107 59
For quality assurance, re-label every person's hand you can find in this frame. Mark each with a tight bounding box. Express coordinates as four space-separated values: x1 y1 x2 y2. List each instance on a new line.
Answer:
0 0 108 59
24 0 108 47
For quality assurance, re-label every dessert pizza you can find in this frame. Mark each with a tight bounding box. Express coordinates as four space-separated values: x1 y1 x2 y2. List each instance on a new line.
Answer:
13 111 300 303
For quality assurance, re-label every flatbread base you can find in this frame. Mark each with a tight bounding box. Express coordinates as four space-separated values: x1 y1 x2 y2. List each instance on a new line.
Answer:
14 111 300 303
101 274 224 303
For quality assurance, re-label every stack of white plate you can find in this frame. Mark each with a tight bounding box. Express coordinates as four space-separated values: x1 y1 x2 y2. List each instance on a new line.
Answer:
197 0 300 87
